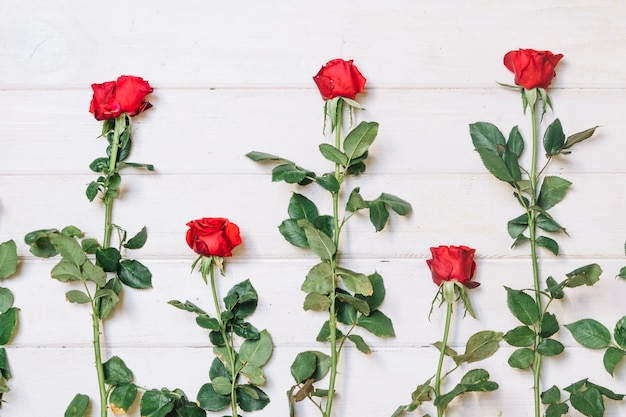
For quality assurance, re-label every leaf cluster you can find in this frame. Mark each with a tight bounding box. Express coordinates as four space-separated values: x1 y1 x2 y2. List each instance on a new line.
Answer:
504 264 602 370
0 240 18 403
566 316 626 376
170 279 273 414
540 379 624 417
469 120 597 254
393 331 502 416
85 115 154 203
24 225 152 319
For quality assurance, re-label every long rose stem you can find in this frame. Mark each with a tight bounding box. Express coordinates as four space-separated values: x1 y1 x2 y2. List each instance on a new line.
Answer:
528 95 543 417
434 299 453 417
324 99 344 417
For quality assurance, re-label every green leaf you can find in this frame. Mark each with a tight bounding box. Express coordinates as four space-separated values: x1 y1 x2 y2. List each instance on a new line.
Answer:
0 288 14 313
537 214 566 234
297 219 336 260
508 348 534 369
0 347 10 379
356 310 395 337
507 125 524 156
195 314 220 330
167 300 206 315
65 290 91 304
336 267 373 296
316 320 343 342
140 388 176 417
109 383 138 415
124 226 148 250
315 173 340 192
237 385 270 411
85 181 99 202
603 347 625 376
245 150 286 162
474 147 515 182
278 219 308 247
197 383 230 412
118 259 152 289
378 193 412 216
318 143 348 166
0 308 18 345
240 364 265 385
337 292 370 316
504 326 536 347
469 122 506 154
542 385 561 404
290 351 317 383
0 240 17 280
505 287 540 325
64 393 89 417
103 356 133 385
537 235 559 255
301 262 334 294
565 263 602 287
454 331 502 364
435 369 498 408
239 329 273 367
347 334 371 354
543 118 566 156
80 238 100 254
346 187 368 212
539 312 560 338
25 228 59 258
619 266 626 280
50 233 86 266
287 193 319 221
566 319 611 349
614 316 626 348
356 272 386 311
211 376 232 396
95 247 121 272
537 338 564 356
507 213 528 238
303 293 330 311
563 126 598 150
51 259 83 283
224 279 258 319
546 402 569 417
272 163 315 185
95 277 121 319
343 121 378 161
81 260 107 287
538 176 572 210
367 199 389 232
546 276 565 299
569 385 604 417
89 157 109 173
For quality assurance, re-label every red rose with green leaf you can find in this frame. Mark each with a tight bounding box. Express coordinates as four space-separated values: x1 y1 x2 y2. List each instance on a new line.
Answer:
313 58 366 100
503 49 563 89
426 245 478 289
186 218 242 258
89 75 153 121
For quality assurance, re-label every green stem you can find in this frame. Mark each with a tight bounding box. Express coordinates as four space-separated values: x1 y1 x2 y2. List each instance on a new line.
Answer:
92 114 126 417
208 258 239 417
435 300 453 417
91 305 107 417
324 99 344 417
528 94 543 417
102 115 125 248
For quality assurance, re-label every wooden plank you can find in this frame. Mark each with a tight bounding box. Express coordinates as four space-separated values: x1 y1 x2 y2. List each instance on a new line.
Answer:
0 89 620 175
1 1 625 88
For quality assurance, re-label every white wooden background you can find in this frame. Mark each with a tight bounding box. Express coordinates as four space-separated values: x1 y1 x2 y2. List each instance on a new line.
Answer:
1 1 625 416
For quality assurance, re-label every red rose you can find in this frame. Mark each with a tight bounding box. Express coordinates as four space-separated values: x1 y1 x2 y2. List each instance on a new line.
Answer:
89 75 153 121
186 218 242 257
313 58 366 100
426 245 478 289
503 49 564 89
